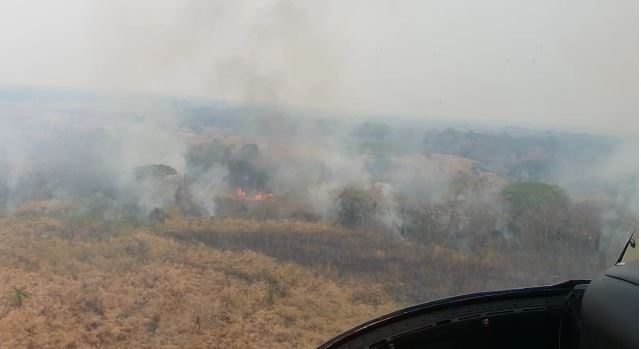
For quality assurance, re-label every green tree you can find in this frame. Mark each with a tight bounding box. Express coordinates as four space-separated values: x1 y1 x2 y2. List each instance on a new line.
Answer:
186 140 232 173
134 164 178 181
507 159 551 182
501 182 569 248
501 182 567 215
149 207 169 224
337 187 377 228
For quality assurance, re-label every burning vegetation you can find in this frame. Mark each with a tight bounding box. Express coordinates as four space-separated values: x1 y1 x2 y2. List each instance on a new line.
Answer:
0 97 636 348
235 187 273 201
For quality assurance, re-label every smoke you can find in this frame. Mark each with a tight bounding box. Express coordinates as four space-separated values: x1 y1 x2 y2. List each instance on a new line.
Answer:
0 84 636 272
373 182 403 233
0 0 635 264
1 0 636 136
189 165 229 217
86 0 345 111
0 94 186 214
565 136 637 217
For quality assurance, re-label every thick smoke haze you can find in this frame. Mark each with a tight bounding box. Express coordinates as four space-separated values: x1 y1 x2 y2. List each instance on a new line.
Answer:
0 0 637 136
0 0 636 259
0 3 638 347
0 89 636 221
0 95 185 212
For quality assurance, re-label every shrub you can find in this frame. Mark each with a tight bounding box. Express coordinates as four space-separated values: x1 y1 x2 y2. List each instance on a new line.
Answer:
10 287 30 308
501 182 567 214
134 164 178 181
337 187 377 228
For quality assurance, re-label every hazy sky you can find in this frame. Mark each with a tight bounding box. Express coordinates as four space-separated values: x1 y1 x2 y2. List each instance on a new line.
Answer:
0 0 637 135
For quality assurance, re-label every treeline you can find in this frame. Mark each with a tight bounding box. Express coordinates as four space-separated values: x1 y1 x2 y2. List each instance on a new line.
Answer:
186 140 268 192
335 176 617 262
349 121 616 183
182 139 627 264
0 118 634 264
423 128 615 181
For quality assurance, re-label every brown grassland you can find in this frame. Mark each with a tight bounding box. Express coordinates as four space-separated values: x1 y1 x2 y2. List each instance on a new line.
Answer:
162 217 599 302
0 215 398 348
0 209 606 348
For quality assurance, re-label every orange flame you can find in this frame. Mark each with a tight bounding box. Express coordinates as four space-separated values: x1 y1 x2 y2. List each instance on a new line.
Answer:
254 192 273 201
236 187 272 201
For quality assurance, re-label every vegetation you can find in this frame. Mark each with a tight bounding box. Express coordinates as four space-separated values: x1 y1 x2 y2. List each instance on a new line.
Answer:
0 185 621 347
186 140 232 172
162 217 605 303
10 287 30 308
134 164 178 181
0 116 635 348
501 182 568 213
422 128 615 181
0 216 397 348
337 187 378 228
148 207 169 224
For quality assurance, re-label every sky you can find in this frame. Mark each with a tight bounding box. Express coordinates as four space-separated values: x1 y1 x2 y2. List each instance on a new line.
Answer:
0 0 637 136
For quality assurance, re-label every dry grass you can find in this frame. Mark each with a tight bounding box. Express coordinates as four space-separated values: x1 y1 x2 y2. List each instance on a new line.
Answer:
162 217 603 303
163 218 505 302
0 216 398 348
0 213 604 348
